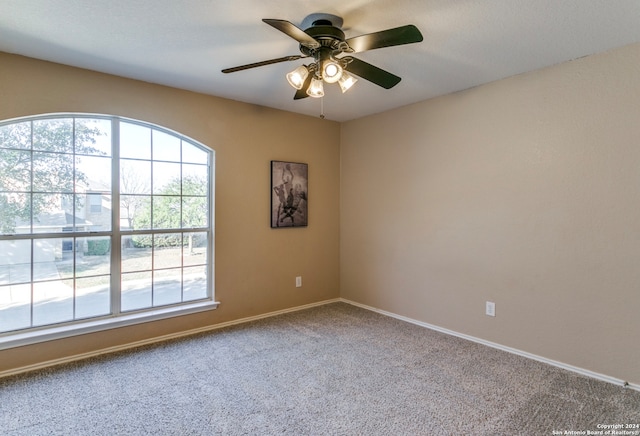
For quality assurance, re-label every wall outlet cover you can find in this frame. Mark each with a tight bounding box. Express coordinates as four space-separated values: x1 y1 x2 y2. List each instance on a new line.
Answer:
486 301 496 317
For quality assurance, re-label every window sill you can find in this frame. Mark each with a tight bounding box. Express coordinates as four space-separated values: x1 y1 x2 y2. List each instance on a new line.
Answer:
0 300 220 351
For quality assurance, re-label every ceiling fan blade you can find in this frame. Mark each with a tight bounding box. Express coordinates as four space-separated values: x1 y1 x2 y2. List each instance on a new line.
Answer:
293 72 314 100
346 24 423 53
221 55 306 73
345 57 401 89
263 19 320 49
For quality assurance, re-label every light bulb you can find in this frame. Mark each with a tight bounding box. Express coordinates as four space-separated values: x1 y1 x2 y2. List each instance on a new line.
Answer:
322 61 343 84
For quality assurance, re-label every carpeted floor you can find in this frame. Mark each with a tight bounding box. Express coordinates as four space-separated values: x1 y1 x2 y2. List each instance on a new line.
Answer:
1 302 639 435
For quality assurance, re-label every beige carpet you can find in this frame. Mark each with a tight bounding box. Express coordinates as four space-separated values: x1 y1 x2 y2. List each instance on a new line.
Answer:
1 302 639 435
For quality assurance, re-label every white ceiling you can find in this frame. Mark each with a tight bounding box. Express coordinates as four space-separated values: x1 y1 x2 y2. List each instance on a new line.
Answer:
1 0 640 122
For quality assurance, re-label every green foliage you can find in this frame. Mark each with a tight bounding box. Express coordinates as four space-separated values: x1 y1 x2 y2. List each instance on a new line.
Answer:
131 234 152 248
130 232 206 250
86 239 110 256
0 191 30 234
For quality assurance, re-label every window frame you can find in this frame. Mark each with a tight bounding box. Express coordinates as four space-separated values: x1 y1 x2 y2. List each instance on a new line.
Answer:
0 114 217 350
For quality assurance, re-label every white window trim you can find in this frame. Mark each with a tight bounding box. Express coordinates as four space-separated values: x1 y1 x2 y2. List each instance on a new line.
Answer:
0 300 220 350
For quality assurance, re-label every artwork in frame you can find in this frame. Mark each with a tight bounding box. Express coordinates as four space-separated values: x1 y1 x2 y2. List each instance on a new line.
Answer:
271 160 308 228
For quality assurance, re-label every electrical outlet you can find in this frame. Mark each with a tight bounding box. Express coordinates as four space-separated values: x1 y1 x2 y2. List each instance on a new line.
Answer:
295 276 302 288
486 301 496 317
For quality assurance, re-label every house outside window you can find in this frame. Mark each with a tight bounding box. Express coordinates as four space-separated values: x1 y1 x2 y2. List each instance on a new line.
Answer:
0 114 215 341
88 193 103 214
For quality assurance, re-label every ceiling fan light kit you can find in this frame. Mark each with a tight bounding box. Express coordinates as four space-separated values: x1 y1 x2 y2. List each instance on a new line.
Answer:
222 13 423 102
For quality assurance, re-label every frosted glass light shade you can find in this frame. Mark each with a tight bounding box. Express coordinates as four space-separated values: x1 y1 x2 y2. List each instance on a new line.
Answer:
286 65 309 90
338 71 358 93
306 77 325 98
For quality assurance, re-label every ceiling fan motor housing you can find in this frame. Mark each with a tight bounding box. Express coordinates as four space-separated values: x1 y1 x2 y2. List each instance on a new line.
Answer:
301 21 346 53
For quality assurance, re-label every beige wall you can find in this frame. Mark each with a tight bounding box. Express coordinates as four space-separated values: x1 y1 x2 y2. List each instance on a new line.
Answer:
0 53 341 372
341 43 640 385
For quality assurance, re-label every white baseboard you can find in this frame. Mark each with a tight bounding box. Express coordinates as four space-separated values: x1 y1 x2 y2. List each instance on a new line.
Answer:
340 298 640 392
3 296 638 392
0 298 341 379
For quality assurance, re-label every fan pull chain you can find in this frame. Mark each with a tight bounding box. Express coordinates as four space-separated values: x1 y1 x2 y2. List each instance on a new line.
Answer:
320 96 325 119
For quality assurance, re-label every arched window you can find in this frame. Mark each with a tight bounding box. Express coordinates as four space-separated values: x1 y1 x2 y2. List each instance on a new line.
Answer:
0 114 215 346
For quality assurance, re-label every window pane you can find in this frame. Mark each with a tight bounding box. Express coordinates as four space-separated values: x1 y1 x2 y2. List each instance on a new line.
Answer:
183 265 207 301
87 193 103 214
153 268 182 306
75 154 113 232
0 121 31 150
121 236 152 272
81 193 111 232
120 122 151 160
0 240 31 284
32 152 74 192
181 141 208 164
33 119 72 153
35 238 73 280
120 159 151 194
153 130 180 162
121 271 152 311
182 163 208 195
33 238 62 274
183 232 207 267
75 118 111 156
120 195 151 230
152 162 181 194
61 193 75 216
0 283 31 332
0 193 31 235
152 195 181 229
32 193 72 234
182 197 207 228
78 237 111 277
32 279 74 326
0 148 31 191
76 275 110 319
153 233 182 269
70 192 106 232
76 155 111 192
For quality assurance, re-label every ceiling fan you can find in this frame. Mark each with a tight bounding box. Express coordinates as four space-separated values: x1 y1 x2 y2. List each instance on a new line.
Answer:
221 13 423 100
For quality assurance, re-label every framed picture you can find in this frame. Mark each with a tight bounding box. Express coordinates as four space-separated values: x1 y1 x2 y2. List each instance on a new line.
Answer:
271 160 308 228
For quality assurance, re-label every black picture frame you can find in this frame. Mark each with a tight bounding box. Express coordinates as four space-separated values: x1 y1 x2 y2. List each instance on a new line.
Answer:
271 160 308 228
